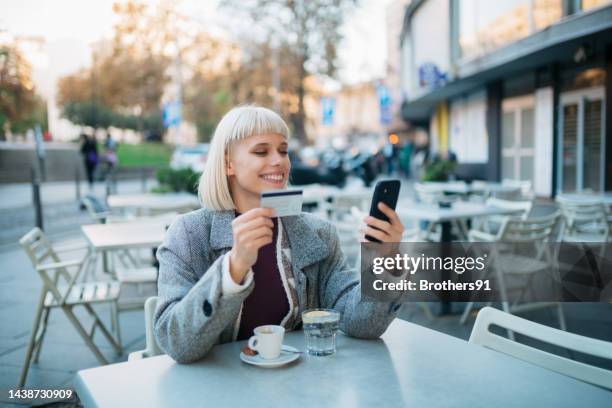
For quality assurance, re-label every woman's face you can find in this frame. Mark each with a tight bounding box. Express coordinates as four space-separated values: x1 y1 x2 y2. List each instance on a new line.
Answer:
226 133 290 206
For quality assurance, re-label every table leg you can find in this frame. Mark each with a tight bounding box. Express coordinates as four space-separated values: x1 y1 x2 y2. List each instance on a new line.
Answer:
439 221 452 316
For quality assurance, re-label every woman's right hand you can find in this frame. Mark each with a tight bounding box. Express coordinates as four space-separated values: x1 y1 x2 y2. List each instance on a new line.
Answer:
229 208 275 284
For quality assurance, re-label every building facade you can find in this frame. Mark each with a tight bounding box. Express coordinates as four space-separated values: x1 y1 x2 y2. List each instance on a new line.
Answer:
400 0 612 197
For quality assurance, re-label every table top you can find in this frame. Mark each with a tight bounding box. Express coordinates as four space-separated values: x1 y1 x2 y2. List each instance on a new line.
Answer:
81 218 174 250
397 200 523 222
557 192 612 205
421 181 517 194
107 193 200 211
74 319 611 408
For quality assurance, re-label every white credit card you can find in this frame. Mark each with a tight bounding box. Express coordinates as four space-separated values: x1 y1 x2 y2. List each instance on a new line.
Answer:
260 189 303 217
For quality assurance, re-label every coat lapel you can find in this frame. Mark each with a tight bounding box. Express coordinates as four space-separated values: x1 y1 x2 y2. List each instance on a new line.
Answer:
281 215 329 271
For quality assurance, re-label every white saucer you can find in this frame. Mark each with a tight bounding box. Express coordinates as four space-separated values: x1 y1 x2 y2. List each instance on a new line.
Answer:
240 345 301 368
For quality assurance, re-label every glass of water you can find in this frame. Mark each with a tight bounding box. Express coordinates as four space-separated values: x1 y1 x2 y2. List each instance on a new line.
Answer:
302 309 341 356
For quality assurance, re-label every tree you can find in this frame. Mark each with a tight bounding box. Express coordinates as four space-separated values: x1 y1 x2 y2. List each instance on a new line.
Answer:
56 1 172 134
0 42 47 138
222 0 358 142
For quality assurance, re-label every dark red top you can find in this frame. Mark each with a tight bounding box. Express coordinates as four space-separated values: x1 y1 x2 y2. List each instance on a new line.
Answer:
237 217 290 340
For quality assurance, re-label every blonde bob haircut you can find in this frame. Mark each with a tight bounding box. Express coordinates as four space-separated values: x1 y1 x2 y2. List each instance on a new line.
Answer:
198 105 290 211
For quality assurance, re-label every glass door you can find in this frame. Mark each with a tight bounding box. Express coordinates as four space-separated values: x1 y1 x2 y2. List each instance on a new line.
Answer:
558 87 605 194
501 96 535 184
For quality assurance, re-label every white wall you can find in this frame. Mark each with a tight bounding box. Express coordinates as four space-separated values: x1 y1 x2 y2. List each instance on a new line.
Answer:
410 0 451 99
449 90 488 163
534 87 553 196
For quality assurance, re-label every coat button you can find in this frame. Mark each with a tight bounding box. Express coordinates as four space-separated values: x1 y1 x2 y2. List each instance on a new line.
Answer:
203 300 213 317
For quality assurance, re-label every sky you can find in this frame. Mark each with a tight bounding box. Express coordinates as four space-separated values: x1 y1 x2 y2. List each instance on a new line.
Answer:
0 0 392 93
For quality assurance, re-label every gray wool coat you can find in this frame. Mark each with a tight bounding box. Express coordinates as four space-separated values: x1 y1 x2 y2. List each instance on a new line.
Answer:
154 208 402 363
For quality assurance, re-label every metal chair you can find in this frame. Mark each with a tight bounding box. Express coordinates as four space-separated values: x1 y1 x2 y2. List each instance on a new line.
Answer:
556 196 609 243
463 211 566 332
472 197 533 235
18 228 122 388
470 307 612 390
501 179 535 200
128 296 163 361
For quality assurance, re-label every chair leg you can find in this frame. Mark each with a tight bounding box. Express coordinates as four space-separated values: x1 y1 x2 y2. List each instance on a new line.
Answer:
110 301 122 352
62 306 109 365
84 304 122 355
556 303 567 331
460 302 474 325
18 293 46 389
32 307 51 363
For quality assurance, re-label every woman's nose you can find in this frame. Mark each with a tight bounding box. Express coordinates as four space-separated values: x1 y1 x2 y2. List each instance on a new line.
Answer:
269 152 283 165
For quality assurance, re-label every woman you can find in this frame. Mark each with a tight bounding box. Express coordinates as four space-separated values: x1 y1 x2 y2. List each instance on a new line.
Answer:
154 106 405 363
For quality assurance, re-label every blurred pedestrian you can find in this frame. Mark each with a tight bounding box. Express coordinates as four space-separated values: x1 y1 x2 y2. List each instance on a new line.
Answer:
101 132 118 180
398 140 413 179
80 134 98 189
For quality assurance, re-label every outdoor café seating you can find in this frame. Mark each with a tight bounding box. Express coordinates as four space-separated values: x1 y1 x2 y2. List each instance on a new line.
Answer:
462 211 566 332
18 228 122 389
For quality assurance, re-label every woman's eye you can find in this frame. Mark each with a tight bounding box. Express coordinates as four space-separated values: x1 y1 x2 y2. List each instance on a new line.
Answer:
253 151 267 156
279 150 288 156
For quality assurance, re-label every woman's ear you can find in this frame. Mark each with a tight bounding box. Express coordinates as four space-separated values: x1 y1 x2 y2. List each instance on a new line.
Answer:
225 153 235 176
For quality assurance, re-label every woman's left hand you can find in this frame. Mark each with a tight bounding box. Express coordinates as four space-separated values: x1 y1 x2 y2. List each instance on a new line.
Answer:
360 202 405 242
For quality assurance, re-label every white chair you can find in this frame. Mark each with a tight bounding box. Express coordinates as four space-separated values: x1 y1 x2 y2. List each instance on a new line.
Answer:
470 307 612 390
556 196 609 243
463 211 566 331
472 197 533 235
18 228 122 388
502 179 535 200
128 296 163 361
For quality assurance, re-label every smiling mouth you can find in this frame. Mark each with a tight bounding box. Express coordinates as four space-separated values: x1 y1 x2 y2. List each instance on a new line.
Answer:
260 173 285 183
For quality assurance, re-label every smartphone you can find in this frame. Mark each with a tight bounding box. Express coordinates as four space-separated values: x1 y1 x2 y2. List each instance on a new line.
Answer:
365 179 401 242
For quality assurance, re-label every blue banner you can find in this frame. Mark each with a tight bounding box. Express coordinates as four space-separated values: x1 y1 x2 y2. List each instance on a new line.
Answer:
163 100 182 128
321 97 335 126
376 84 392 125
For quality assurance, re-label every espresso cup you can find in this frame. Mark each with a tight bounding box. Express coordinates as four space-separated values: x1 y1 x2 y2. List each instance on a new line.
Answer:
247 325 285 360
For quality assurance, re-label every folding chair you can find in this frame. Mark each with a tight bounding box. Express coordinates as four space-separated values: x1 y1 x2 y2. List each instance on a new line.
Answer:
18 228 122 388
470 307 612 390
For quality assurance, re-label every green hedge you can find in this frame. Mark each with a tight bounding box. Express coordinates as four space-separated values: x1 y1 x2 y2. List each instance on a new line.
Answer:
153 167 201 194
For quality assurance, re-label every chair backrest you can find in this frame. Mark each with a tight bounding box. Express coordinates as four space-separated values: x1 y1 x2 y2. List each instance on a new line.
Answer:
19 228 80 304
498 211 560 243
555 197 608 237
470 307 612 390
20 228 60 267
502 179 533 197
329 191 371 221
81 194 110 223
486 197 532 220
144 296 162 357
